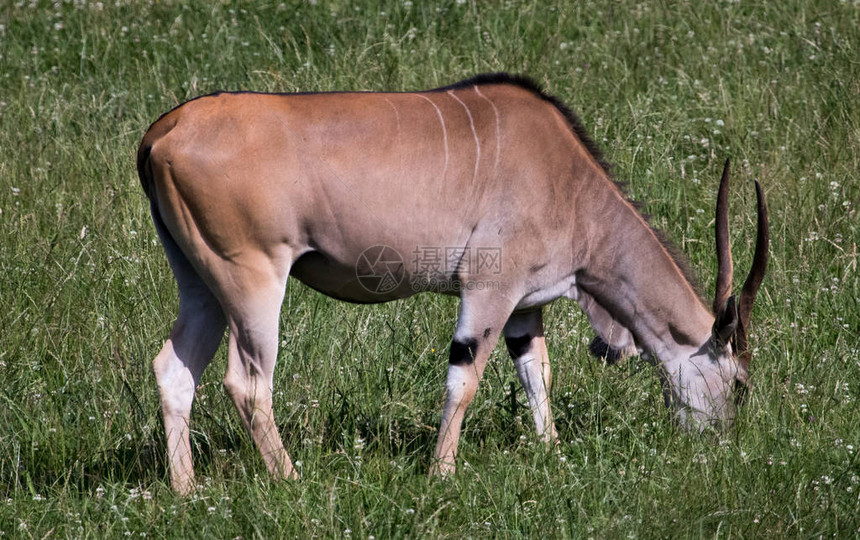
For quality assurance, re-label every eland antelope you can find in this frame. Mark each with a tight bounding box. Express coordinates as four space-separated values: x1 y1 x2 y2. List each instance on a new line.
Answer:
138 73 768 494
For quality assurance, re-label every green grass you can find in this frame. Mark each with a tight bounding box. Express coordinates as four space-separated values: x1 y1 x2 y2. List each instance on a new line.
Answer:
1 0 858 537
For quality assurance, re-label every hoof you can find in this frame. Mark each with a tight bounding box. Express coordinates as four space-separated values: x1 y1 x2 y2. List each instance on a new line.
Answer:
429 460 456 478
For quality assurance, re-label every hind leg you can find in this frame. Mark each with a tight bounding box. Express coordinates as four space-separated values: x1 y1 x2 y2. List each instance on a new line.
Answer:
220 265 296 481
503 310 557 443
155 292 225 494
152 219 226 494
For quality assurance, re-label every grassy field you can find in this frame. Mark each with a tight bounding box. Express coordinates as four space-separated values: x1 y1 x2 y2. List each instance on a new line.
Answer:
1 0 858 537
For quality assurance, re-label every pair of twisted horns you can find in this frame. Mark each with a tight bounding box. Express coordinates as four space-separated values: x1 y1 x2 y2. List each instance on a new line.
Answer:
713 159 770 367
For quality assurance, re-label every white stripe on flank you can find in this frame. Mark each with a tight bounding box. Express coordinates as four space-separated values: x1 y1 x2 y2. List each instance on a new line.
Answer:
473 86 500 175
415 94 449 180
384 97 404 174
447 90 481 184
383 97 402 133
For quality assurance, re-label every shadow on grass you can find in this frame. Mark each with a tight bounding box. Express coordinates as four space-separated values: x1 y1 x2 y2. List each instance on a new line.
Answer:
3 380 616 497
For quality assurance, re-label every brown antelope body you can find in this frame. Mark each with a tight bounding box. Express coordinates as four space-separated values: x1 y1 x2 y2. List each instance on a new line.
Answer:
137 73 768 494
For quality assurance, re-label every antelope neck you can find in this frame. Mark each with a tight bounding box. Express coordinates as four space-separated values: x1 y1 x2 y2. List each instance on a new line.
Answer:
573 180 715 360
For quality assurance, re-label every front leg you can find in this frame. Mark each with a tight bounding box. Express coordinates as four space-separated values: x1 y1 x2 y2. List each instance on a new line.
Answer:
503 309 558 443
430 292 514 476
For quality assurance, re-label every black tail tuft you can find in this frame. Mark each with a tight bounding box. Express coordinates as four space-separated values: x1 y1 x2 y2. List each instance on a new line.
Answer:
136 142 155 201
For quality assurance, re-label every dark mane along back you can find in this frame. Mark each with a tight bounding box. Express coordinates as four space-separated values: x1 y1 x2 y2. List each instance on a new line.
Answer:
435 72 704 301
433 73 614 178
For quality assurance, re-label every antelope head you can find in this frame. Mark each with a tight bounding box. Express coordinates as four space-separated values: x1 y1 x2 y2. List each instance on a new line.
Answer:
670 159 769 430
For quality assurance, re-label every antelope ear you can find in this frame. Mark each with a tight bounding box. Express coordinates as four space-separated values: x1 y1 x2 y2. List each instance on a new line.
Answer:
712 295 738 349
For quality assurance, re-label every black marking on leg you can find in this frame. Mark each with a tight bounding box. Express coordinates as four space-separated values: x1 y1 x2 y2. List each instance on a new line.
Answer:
504 334 532 358
483 327 492 339
449 338 479 366
589 335 622 364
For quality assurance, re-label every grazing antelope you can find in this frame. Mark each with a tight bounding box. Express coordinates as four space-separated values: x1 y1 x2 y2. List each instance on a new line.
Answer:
138 73 768 494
